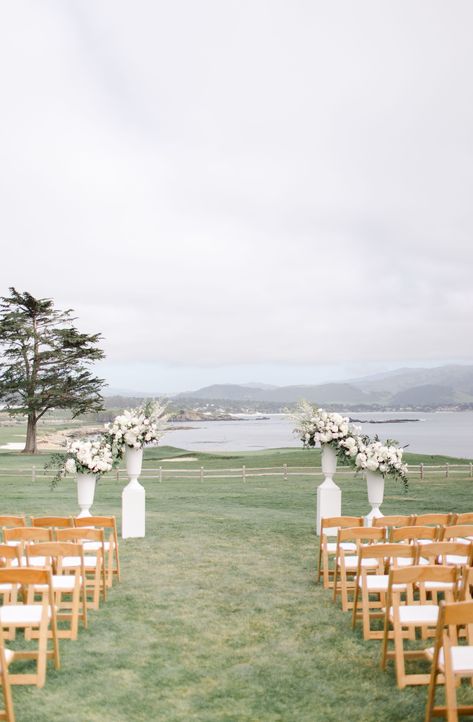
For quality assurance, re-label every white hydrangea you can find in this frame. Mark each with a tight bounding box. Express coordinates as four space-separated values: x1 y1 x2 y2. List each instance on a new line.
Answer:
106 401 168 451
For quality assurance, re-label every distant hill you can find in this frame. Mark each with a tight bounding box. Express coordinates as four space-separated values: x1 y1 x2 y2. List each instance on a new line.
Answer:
175 365 473 407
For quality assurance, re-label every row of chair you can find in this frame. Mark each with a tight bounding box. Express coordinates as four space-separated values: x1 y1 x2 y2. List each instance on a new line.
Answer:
317 514 473 721
0 514 121 722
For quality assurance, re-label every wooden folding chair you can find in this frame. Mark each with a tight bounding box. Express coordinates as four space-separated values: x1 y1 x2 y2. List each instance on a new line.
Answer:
56 529 105 609
2 528 52 567
317 516 363 589
0 546 21 614
352 543 416 640
0 568 60 688
0 518 26 538
30 516 74 530
381 565 457 688
333 526 386 612
416 542 473 607
74 516 120 587
0 625 15 722
25 542 87 640
424 600 473 722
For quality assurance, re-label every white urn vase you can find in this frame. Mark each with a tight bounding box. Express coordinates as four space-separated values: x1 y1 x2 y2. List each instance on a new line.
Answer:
316 444 342 535
365 470 385 525
122 447 145 539
76 473 97 518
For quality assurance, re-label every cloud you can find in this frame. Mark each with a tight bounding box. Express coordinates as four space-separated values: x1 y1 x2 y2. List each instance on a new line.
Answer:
1 0 472 381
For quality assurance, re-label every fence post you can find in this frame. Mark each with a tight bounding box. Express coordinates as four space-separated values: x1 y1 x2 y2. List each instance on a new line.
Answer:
200 466 204 482
116 469 120 481
283 463 288 481
445 463 449 478
242 465 246 483
32 465 36 482
159 466 162 483
420 463 424 480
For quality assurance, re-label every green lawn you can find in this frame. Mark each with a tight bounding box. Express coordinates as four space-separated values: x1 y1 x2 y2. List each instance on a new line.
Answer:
1 442 473 721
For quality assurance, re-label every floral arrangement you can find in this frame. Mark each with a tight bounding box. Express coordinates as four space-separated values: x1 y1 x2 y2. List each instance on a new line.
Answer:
106 400 168 454
354 439 408 489
47 437 116 488
292 400 408 488
292 401 357 450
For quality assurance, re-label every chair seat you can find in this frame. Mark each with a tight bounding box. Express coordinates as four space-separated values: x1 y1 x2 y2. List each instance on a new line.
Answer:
35 576 80 592
83 541 111 552
358 575 406 591
425 645 473 675
326 542 356 553
423 581 456 591
12 556 47 567
62 556 99 568
0 583 14 592
444 555 469 565
341 557 378 570
0 604 51 625
389 605 439 625
397 557 428 567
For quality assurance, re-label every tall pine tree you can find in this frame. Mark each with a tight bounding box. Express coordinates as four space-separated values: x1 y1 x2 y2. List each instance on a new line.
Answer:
0 288 105 453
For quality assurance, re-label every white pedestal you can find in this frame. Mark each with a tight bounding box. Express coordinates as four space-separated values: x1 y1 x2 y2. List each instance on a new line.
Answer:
316 444 342 534
316 478 342 535
365 470 385 526
76 474 96 518
122 479 145 538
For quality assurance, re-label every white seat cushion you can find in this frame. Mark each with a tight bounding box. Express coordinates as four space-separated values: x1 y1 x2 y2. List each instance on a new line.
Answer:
34 576 79 592
0 604 51 625
83 541 111 551
423 581 456 591
62 556 98 569
0 583 14 592
444 555 469 565
326 542 356 553
389 605 439 625
342 556 378 569
358 575 406 592
425 645 473 675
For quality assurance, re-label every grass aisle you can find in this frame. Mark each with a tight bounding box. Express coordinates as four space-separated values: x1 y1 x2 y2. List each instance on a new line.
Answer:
4 458 472 721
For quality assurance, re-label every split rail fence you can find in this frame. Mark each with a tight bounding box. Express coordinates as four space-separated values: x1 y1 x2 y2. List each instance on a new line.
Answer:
0 463 472 483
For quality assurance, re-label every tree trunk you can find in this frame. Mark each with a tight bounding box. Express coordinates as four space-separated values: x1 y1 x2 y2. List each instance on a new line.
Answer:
23 413 37 454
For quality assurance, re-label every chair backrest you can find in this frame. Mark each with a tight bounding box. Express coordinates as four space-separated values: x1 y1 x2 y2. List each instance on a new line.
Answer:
338 526 386 544
414 513 454 526
417 541 473 566
389 564 457 587
372 515 413 528
3 527 52 543
56 528 105 544
0 515 26 528
390 525 438 543
30 516 74 529
25 541 84 567
0 543 21 566
453 513 473 526
458 567 473 601
440 599 473 627
0 566 52 586
74 516 116 530
442 525 473 542
358 542 416 563
320 516 363 537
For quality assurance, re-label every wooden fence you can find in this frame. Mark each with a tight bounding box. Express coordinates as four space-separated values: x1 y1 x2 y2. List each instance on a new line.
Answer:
0 463 472 483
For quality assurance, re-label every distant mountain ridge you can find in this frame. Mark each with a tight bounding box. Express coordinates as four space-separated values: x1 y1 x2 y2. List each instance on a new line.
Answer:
175 365 473 407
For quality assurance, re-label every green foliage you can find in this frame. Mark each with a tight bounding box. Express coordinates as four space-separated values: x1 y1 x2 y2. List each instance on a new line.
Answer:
0 287 105 452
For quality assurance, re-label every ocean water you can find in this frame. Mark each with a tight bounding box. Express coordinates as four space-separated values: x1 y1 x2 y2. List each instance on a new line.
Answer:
162 411 473 458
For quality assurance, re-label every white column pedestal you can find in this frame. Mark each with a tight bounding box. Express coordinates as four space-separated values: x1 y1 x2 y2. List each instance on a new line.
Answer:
316 478 342 535
122 479 145 538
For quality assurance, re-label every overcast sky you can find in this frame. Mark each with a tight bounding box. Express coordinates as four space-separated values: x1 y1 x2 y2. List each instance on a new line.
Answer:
1 1 472 393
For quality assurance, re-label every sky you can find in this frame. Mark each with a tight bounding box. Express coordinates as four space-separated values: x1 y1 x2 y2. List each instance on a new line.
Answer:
0 1 472 393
